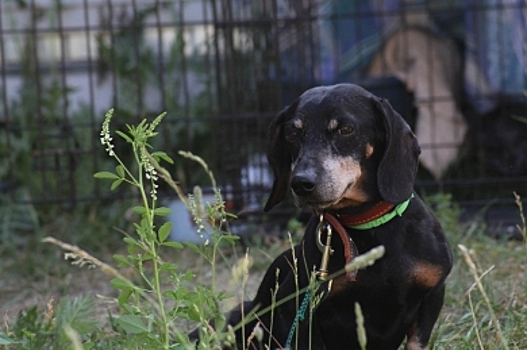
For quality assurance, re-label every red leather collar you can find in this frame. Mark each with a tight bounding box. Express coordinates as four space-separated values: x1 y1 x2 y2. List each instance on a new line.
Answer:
333 201 395 227
322 212 358 281
315 200 400 281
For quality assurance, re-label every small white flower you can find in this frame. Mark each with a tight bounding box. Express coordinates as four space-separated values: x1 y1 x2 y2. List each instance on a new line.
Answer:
100 109 116 158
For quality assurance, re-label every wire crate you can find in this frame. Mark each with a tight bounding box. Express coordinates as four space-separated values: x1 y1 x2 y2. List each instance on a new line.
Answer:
1 1 525 222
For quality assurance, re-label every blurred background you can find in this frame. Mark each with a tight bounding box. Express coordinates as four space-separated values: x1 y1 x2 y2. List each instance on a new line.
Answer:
1 0 526 240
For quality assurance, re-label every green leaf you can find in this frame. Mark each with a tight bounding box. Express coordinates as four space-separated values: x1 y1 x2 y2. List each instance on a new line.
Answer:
222 234 240 245
134 218 152 239
115 165 125 177
110 278 132 291
188 303 203 322
158 222 172 243
153 207 171 216
185 242 202 255
117 289 133 307
115 130 133 143
151 151 174 164
133 206 147 215
93 171 119 180
84 342 95 349
113 254 132 268
162 241 183 249
123 236 138 247
159 262 178 272
142 252 154 261
0 333 15 345
110 178 123 191
184 270 195 281
55 295 99 336
117 315 149 334
214 314 227 334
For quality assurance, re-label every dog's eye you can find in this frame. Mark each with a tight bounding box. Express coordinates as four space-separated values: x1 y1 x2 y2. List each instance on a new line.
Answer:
337 126 354 136
285 130 300 142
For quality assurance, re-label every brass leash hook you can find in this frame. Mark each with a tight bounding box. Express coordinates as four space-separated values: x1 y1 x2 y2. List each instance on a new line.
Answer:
316 214 334 281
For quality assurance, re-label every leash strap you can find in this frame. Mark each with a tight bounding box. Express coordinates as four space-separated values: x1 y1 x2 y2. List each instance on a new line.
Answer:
284 279 332 350
323 212 359 281
284 289 311 350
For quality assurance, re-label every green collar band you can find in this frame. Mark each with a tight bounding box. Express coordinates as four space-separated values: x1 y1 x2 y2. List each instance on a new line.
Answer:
350 194 415 230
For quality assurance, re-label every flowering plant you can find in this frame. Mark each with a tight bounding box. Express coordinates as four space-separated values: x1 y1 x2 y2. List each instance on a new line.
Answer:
93 109 238 348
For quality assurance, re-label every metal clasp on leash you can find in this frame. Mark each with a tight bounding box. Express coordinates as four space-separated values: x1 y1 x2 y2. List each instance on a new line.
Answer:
285 214 334 350
315 214 334 281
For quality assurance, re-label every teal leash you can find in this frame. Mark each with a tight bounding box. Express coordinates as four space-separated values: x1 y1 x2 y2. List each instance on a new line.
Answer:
284 289 312 350
284 215 333 350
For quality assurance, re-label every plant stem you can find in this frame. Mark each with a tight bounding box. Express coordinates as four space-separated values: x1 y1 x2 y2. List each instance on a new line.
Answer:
136 149 170 349
513 192 526 244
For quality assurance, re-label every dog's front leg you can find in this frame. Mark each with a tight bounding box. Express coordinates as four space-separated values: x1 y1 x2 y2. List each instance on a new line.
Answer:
405 284 446 350
233 242 315 348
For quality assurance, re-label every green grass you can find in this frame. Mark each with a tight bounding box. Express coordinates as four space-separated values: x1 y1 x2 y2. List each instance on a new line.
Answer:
428 194 527 350
434 236 527 349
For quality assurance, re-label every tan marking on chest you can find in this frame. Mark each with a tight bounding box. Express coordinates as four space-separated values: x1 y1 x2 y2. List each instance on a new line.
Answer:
412 263 443 288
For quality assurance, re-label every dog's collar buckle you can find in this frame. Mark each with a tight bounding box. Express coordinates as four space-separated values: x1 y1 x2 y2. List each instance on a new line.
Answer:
315 214 334 281
315 212 359 281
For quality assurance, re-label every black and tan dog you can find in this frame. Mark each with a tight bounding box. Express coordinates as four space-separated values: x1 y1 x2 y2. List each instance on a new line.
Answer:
202 84 453 349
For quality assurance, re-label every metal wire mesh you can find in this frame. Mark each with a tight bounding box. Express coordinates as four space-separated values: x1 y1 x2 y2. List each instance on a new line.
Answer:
1 0 526 212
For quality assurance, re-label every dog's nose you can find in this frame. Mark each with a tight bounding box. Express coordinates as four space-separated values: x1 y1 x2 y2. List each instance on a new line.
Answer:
291 174 317 196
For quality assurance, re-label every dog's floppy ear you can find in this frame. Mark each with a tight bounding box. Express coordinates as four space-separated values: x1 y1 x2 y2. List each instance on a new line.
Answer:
264 100 299 212
375 97 421 204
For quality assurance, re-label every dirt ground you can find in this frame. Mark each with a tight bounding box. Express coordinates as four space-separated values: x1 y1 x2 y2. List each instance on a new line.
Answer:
0 240 273 328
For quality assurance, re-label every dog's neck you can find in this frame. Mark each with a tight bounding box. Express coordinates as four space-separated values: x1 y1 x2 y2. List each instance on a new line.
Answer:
332 200 395 227
325 194 414 230
325 196 389 219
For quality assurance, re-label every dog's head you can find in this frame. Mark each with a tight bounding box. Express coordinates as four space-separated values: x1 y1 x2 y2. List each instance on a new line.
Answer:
264 83 420 212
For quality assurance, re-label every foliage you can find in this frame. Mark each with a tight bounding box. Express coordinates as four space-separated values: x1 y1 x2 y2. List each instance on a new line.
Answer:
0 187 39 248
91 109 240 348
95 3 215 188
1 1 216 211
425 192 527 349
1 295 99 350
